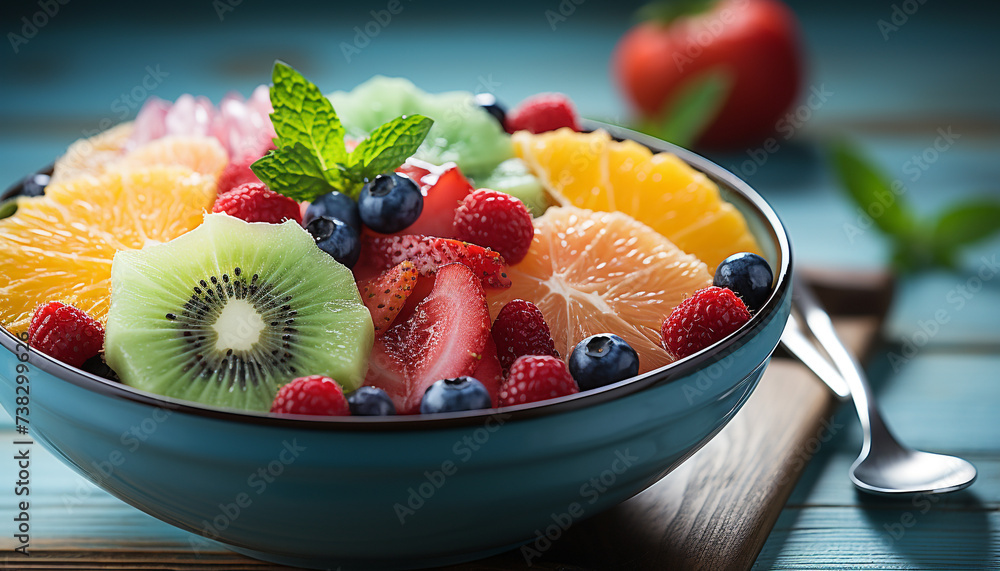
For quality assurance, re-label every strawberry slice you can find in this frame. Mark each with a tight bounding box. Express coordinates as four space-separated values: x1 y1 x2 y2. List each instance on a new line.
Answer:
364 263 492 414
358 261 419 335
472 335 503 407
362 234 512 289
395 159 473 238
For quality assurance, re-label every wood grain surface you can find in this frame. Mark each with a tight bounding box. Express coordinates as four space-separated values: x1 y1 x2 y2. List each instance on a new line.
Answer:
0 273 893 570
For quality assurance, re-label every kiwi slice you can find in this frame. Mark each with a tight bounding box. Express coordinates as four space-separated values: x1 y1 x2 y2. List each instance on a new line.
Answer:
472 158 550 217
104 213 374 412
328 76 514 178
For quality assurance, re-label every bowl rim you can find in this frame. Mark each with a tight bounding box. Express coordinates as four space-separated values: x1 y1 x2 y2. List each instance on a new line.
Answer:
0 120 792 431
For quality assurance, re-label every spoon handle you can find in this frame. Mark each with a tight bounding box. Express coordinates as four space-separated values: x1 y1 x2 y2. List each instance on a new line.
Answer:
789 273 884 443
779 313 851 400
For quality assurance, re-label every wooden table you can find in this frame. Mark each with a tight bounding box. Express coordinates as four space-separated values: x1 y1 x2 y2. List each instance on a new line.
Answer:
1 1 998 568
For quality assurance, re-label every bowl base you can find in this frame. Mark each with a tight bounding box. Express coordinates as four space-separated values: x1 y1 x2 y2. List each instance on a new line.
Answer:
226 541 525 570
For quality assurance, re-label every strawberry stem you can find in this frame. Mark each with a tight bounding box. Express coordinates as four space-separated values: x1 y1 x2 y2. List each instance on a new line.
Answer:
637 0 718 25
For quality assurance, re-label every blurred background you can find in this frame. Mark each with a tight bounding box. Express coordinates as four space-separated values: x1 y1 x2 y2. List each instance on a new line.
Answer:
1 0 998 567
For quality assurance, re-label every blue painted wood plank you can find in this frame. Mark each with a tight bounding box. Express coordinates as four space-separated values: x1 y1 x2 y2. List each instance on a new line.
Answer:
755 508 1000 570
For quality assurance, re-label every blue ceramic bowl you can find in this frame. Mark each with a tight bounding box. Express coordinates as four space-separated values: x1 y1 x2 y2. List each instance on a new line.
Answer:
0 123 791 570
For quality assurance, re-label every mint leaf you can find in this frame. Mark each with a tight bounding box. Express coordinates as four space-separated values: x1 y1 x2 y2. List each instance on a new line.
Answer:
268 61 346 169
348 115 434 180
637 69 730 149
251 145 333 202
931 199 1000 259
830 140 917 239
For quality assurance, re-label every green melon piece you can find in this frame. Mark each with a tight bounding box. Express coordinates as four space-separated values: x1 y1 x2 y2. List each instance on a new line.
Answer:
104 213 374 412
473 158 550 216
328 76 513 178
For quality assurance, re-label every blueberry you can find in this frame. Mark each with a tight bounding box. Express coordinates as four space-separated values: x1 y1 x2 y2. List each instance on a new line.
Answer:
357 173 423 234
22 173 49 198
475 93 507 128
346 386 396 416
568 334 640 391
713 252 773 312
306 216 361 268
303 190 361 232
420 377 492 414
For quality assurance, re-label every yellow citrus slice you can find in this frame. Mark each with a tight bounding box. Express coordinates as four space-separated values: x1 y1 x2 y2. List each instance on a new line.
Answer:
0 166 216 333
513 128 761 272
52 130 227 186
51 122 134 184
486 206 712 373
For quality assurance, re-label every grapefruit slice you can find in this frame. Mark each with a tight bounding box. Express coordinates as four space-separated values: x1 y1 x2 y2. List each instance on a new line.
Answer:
486 206 712 373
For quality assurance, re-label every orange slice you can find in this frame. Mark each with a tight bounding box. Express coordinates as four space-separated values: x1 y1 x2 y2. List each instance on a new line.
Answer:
513 128 761 272
486 206 712 373
51 122 134 184
52 130 227 185
0 166 216 333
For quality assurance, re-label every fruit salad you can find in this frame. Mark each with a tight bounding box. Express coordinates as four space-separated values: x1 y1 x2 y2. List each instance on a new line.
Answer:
0 62 774 418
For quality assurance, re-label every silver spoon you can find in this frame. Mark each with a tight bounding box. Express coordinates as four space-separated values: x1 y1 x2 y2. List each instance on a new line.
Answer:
780 272 977 496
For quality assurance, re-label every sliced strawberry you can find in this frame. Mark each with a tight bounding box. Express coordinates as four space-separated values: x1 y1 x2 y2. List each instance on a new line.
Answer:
472 335 503 407
362 234 512 289
393 159 473 238
358 261 419 336
396 273 435 324
364 263 491 414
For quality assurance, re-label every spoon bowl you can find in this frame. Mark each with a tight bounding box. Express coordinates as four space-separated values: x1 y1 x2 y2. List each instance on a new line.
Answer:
784 273 977 496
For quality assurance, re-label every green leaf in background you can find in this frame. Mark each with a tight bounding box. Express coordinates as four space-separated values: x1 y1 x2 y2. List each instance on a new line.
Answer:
348 114 434 180
636 69 731 149
931 199 1000 264
251 144 334 202
268 61 347 169
830 140 918 240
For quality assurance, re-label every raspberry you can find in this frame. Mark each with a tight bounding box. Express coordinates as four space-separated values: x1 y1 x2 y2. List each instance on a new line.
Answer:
660 286 751 359
217 140 276 196
453 189 534 265
490 299 558 372
500 355 578 406
271 375 350 416
212 182 302 225
28 302 105 368
505 93 581 134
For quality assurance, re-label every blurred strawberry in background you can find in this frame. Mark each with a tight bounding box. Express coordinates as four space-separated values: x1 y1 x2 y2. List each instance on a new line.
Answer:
613 0 803 149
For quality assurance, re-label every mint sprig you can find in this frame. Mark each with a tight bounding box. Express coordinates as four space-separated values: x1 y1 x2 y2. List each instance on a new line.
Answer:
252 61 433 201
635 69 731 149
832 139 1000 272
